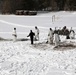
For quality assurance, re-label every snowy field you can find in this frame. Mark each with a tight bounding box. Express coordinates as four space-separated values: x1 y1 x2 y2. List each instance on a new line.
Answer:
0 11 76 75
0 11 76 39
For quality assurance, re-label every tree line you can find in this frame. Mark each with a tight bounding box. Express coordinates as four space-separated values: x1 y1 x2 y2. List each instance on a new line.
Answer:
0 0 76 14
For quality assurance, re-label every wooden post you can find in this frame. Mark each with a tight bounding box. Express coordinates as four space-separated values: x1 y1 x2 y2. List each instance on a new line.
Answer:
52 15 55 23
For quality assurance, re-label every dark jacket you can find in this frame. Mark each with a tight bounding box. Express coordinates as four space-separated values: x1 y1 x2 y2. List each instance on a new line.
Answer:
27 30 35 44
27 31 35 39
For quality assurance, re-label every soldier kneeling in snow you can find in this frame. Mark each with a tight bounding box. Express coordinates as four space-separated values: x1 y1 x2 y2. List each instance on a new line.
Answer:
53 31 60 47
69 27 75 39
47 28 53 44
12 28 17 42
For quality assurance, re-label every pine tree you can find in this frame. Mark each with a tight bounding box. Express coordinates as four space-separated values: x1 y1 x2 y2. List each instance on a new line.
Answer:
2 0 11 14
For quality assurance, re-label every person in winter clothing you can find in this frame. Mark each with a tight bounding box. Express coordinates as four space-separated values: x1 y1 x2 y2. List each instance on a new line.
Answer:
35 26 39 41
47 28 53 44
53 30 60 47
65 29 70 39
69 27 75 39
62 26 70 39
27 30 35 44
12 28 17 42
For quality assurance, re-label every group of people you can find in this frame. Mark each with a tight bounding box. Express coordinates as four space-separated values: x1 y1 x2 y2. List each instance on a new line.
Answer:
12 26 39 44
47 26 75 47
27 26 39 44
47 28 60 47
12 26 75 47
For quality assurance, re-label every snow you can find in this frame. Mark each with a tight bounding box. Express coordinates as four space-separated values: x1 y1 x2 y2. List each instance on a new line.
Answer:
0 11 76 39
0 11 76 75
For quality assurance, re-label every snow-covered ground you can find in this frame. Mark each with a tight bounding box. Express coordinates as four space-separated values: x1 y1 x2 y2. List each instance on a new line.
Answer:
0 11 76 75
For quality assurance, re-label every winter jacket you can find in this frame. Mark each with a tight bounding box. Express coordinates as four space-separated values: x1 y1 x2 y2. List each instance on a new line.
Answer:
48 30 53 43
35 28 39 40
12 30 17 37
69 30 75 39
53 33 60 46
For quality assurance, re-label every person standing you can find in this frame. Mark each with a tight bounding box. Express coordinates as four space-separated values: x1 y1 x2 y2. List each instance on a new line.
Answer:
27 30 35 44
35 26 39 41
69 27 75 39
47 28 53 44
53 31 60 47
12 28 17 42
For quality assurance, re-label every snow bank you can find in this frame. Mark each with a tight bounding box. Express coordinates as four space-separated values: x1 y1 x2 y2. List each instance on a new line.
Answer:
0 11 76 75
